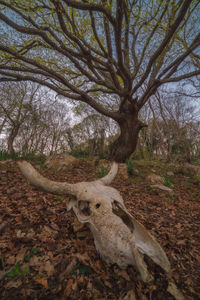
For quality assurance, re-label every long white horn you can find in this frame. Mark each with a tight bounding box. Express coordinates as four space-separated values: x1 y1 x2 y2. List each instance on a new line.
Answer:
98 162 118 185
17 160 78 195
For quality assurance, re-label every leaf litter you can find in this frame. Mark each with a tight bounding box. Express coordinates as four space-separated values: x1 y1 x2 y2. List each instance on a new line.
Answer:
0 160 199 299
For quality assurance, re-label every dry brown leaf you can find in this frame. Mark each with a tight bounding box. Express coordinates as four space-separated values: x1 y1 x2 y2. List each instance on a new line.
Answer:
43 260 55 276
43 225 54 234
35 277 48 289
0 242 8 249
104 280 112 288
177 240 186 246
6 279 22 289
87 280 92 291
78 275 85 284
74 253 91 266
50 222 59 231
16 230 26 238
63 279 73 297
123 289 137 300
16 247 27 262
59 258 77 281
117 269 130 281
29 256 40 266
72 279 78 292
6 255 16 265
195 255 200 264
94 259 102 271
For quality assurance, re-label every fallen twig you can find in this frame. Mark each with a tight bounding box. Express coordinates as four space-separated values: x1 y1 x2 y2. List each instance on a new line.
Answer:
0 265 15 281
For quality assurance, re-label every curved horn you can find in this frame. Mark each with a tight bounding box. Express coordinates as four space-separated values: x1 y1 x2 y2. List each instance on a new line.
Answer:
17 160 78 196
98 162 118 185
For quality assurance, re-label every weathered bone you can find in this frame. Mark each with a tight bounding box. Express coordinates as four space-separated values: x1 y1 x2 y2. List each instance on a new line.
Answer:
17 160 170 282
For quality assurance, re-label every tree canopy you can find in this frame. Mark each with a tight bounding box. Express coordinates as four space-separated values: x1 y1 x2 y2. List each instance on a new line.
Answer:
0 0 199 161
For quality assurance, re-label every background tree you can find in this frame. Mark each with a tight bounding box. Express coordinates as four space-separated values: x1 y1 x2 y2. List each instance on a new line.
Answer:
0 82 40 153
0 82 72 155
136 88 200 161
0 0 199 161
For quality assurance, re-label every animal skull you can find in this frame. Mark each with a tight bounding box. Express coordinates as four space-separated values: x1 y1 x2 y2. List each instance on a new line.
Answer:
18 161 170 282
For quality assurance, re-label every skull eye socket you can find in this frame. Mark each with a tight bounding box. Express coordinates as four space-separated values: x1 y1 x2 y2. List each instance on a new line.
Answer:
96 203 101 209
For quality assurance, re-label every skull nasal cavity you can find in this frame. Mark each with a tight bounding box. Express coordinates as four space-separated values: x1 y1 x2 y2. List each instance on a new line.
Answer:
78 201 91 216
96 203 101 209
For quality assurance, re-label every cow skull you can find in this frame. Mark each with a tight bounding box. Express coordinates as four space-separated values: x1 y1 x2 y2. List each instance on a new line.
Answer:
17 161 170 282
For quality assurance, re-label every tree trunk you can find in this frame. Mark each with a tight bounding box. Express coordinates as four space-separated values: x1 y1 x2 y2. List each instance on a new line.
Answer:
110 112 146 162
7 124 20 154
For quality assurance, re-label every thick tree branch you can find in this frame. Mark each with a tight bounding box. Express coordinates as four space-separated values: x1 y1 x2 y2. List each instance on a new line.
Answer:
62 0 115 25
131 0 193 95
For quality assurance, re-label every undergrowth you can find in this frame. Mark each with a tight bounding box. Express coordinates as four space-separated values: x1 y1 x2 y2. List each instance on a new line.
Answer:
0 150 46 165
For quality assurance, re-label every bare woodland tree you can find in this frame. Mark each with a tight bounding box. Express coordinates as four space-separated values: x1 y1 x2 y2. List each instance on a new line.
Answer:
0 0 199 161
0 82 40 153
137 88 200 161
70 103 118 157
0 82 72 155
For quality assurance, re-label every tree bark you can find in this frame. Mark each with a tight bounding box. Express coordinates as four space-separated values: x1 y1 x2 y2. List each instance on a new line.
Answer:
110 110 146 162
7 124 20 154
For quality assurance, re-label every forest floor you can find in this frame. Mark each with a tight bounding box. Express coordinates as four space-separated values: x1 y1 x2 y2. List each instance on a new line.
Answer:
0 158 199 300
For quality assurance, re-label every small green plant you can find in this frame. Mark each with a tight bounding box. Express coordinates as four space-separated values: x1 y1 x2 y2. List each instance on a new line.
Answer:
148 187 153 195
167 194 178 201
24 255 31 262
171 194 178 200
32 248 39 255
54 195 62 201
112 272 119 280
194 177 200 185
7 262 28 278
8 166 15 172
164 175 173 188
186 181 192 190
21 152 46 165
0 150 19 161
96 166 108 178
71 262 92 278
190 192 200 200
126 158 134 176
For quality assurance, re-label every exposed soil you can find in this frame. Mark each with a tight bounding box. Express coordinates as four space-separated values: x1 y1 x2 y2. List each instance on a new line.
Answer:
0 159 199 299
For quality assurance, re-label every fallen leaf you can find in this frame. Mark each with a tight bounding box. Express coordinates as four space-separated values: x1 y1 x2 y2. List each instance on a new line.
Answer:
16 230 26 238
117 269 130 281
29 256 40 266
35 277 48 289
123 289 137 300
6 255 16 265
195 255 200 264
94 260 102 271
59 258 77 280
43 260 55 276
63 279 73 297
74 253 91 266
6 279 22 289
104 280 112 288
16 247 27 262
177 240 186 246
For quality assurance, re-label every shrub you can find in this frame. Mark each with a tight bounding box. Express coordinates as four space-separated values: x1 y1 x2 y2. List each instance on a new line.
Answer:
21 152 46 165
0 150 19 161
96 166 108 178
126 158 134 176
